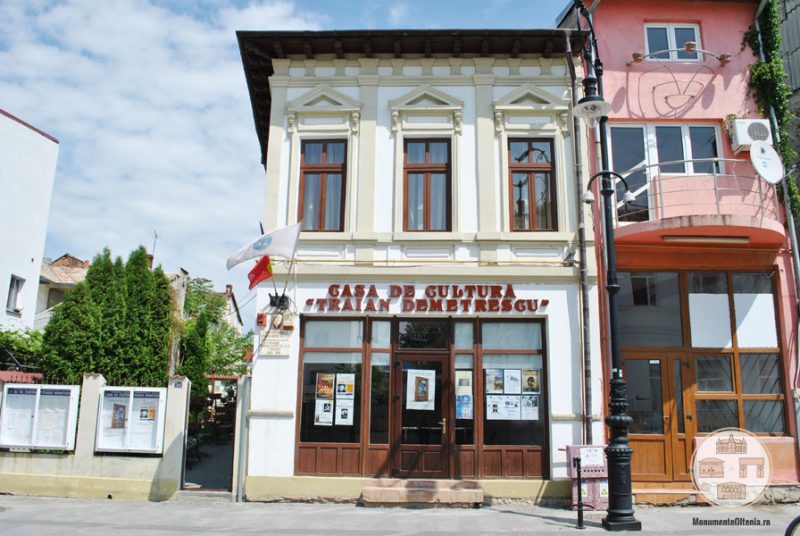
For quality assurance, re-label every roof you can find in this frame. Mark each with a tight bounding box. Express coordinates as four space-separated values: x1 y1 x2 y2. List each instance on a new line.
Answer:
0 108 59 144
0 371 43 384
238 29 582 165
40 260 88 287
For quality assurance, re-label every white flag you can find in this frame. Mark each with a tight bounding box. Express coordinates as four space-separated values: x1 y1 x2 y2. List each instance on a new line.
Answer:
226 223 301 270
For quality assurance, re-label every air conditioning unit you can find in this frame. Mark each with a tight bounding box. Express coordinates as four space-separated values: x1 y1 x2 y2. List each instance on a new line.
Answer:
730 119 773 153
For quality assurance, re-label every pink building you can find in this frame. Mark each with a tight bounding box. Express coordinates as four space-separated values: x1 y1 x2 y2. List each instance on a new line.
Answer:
562 0 799 487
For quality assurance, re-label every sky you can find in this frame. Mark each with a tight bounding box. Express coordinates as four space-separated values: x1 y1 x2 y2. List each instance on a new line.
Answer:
0 0 570 324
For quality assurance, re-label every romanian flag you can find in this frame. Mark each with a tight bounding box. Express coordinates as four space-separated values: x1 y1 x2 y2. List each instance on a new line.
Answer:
247 256 273 290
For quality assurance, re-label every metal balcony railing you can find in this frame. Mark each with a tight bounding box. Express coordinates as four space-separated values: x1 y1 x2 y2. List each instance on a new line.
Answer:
610 158 779 226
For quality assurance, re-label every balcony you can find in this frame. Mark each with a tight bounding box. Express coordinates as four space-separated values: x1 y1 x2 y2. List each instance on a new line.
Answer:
610 158 785 247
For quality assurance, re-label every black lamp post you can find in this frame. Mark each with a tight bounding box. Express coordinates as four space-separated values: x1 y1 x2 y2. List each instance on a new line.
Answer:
572 0 641 531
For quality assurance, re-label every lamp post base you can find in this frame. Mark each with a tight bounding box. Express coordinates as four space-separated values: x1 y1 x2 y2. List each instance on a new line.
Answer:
602 518 643 532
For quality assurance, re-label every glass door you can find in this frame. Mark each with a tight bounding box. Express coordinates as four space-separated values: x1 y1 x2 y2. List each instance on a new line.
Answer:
392 354 449 478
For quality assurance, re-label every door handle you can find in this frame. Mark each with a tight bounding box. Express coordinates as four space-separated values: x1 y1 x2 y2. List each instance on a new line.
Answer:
439 417 447 434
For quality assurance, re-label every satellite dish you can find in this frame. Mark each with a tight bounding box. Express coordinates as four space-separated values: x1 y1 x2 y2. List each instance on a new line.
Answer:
750 140 785 185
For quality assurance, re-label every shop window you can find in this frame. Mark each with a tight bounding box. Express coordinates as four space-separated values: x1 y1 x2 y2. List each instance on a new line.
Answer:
455 354 474 445
618 272 683 347
645 24 701 61
404 140 451 231
6 275 24 313
454 322 473 350
508 139 556 231
398 319 448 349
744 400 785 434
305 319 362 347
733 273 778 348
688 272 731 348
299 140 346 231
695 356 733 392
481 322 544 447
625 359 664 434
740 354 781 395
371 320 391 348
369 352 390 444
696 400 739 433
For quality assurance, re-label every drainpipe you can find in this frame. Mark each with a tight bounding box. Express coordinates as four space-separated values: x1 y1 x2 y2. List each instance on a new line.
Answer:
566 30 594 445
754 0 800 472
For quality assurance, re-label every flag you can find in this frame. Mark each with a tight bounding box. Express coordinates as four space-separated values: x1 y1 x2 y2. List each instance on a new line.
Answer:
248 256 273 290
226 222 301 270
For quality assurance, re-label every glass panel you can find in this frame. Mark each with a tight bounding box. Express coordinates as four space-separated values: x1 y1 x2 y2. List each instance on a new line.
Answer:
689 272 731 348
304 142 323 164
305 320 363 348
324 174 342 230
300 353 361 443
371 321 391 348
401 361 442 445
740 354 781 394
454 323 473 349
398 320 448 349
535 173 553 230
482 354 545 446
695 356 733 391
610 127 649 222
512 172 530 230
326 142 345 164
646 27 670 59
655 126 686 173
370 352 390 444
733 273 777 348
744 400 785 434
532 142 551 163
674 360 685 433
482 322 541 350
430 173 447 231
429 142 448 163
407 173 424 230
510 141 530 163
696 400 739 433
675 27 698 60
407 142 426 164
618 272 683 347
689 127 718 173
455 354 474 445
301 173 320 230
625 359 663 434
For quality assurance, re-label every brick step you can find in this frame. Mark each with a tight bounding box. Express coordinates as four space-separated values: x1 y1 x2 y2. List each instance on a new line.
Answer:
360 479 483 506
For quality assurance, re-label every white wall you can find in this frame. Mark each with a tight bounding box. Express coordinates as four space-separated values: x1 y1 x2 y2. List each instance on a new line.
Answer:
0 111 58 331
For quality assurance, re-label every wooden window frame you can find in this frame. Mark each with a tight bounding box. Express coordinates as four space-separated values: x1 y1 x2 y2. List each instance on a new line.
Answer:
403 139 452 232
507 138 557 232
298 140 347 232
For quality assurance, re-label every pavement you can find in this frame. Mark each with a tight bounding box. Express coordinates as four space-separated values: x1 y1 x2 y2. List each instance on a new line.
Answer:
1 495 799 535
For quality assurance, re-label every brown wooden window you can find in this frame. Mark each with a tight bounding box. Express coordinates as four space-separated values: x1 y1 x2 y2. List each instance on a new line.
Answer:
508 139 556 231
404 139 451 231
299 140 346 231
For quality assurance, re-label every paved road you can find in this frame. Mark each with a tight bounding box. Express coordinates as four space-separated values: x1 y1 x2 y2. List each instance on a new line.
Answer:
1 495 799 535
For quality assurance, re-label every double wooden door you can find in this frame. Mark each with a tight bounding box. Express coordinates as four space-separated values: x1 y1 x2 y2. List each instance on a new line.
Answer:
623 352 695 481
391 354 450 478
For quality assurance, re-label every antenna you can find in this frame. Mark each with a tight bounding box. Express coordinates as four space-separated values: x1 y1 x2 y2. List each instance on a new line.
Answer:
152 230 160 260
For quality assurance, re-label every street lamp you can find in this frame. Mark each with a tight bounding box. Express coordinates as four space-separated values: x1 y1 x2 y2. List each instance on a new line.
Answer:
572 0 642 531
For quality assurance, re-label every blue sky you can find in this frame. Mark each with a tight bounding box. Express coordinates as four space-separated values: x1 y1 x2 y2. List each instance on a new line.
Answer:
0 0 570 323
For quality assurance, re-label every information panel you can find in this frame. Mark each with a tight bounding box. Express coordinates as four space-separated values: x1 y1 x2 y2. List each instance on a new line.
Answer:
95 387 167 454
0 384 80 450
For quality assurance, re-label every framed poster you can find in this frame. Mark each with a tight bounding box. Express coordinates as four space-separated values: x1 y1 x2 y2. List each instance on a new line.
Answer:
455 370 473 420
0 384 80 450
314 399 334 426
522 369 540 393
485 369 504 394
95 387 167 454
503 369 522 394
405 369 436 410
486 395 521 420
335 399 354 426
521 394 539 420
335 373 355 400
315 373 334 400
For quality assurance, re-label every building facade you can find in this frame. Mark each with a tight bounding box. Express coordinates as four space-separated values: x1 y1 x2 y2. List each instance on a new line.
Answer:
0 109 59 332
562 0 800 485
238 30 603 499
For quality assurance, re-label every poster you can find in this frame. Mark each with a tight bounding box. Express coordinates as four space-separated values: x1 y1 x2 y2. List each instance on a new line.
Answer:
522 369 540 393
129 391 160 451
96 387 166 453
335 373 355 399
315 373 335 399
406 369 436 410
504 369 522 394
521 394 539 420
335 399 354 426
314 399 334 426
34 388 71 447
112 404 127 428
581 446 605 467
0 387 36 446
98 390 130 451
486 395 521 420
485 369 504 394
455 370 473 419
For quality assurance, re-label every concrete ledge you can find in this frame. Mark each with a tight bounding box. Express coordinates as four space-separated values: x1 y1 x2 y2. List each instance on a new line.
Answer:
481 479 570 504
245 475 366 501
0 472 177 501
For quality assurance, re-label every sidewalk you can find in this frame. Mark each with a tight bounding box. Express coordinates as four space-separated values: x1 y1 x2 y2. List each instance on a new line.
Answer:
0 495 798 535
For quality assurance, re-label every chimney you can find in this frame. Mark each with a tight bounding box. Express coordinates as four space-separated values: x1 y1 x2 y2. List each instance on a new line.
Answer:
225 284 233 297
147 254 154 269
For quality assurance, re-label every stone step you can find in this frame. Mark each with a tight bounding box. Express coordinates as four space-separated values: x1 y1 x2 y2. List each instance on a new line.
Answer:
360 479 483 506
176 489 234 503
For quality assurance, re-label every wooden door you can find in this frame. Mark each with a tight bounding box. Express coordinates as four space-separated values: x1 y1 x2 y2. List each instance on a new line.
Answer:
667 353 694 481
392 354 450 478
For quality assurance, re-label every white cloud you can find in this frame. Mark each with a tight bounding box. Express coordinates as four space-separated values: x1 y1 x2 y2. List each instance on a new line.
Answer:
388 3 410 26
0 0 326 325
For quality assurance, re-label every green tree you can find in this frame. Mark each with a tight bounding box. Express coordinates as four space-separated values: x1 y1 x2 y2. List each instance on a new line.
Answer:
208 324 251 377
40 283 103 383
0 329 44 369
184 277 226 323
149 266 175 384
85 248 127 380
124 246 156 384
179 312 211 398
